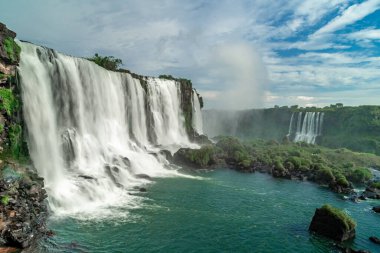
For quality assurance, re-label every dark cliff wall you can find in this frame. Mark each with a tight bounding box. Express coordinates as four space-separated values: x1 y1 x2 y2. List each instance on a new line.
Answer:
0 23 29 161
0 22 47 251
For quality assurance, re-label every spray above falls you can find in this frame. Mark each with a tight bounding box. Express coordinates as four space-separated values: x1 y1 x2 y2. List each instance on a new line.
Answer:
288 112 324 144
18 42 200 216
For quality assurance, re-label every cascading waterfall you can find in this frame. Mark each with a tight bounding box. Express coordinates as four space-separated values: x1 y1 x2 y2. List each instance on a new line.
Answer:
192 90 203 135
288 112 324 144
18 42 199 216
286 112 294 137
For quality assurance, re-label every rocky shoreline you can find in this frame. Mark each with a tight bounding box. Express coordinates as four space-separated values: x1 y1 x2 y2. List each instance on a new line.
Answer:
173 137 380 197
0 162 48 251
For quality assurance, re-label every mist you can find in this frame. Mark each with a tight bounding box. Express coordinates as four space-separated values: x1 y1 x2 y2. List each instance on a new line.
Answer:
204 42 268 110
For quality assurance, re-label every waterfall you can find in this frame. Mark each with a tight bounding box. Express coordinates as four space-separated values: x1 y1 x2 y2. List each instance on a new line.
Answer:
192 90 203 135
291 112 324 144
287 112 294 137
18 42 199 216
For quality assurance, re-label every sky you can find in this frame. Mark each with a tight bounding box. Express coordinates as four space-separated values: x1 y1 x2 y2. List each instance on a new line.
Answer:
1 0 380 109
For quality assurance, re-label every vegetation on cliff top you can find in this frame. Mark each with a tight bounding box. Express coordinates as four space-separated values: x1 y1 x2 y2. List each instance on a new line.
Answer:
3 37 21 63
87 53 123 71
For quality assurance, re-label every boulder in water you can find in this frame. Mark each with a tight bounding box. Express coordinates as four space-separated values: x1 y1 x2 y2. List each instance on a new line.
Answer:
309 204 356 242
372 206 380 213
362 187 380 199
369 236 380 244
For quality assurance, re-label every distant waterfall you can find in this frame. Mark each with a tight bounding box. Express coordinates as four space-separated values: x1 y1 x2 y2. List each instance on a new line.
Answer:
288 112 324 144
192 90 203 134
18 42 199 216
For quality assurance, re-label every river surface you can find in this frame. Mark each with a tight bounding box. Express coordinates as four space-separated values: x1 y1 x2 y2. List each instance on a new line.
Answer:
41 170 380 252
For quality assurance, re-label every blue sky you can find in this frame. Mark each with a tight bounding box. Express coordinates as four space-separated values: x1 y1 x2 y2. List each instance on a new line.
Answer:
1 0 380 109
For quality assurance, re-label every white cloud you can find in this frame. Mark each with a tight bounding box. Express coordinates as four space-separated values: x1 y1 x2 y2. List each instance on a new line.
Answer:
1 0 380 109
348 28 380 40
313 0 380 36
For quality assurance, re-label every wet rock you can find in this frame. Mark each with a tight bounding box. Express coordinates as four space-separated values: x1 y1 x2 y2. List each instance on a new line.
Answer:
361 187 380 199
159 150 173 161
139 187 147 192
369 236 380 244
309 204 356 242
135 174 152 180
78 175 95 180
373 206 380 213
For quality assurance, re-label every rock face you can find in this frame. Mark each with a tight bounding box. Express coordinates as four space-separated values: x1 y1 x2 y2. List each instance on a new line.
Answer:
309 204 356 242
0 163 48 249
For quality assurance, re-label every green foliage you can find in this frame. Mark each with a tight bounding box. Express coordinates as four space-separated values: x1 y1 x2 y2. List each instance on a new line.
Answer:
3 37 21 63
241 139 380 186
9 123 22 158
0 87 19 116
335 173 350 188
0 123 3 135
1 195 9 205
348 167 372 183
370 181 380 189
186 145 215 167
316 167 335 184
158 75 192 84
320 204 356 231
87 53 122 71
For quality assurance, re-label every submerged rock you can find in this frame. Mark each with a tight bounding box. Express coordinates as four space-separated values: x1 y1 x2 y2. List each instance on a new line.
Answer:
309 204 356 242
369 236 380 244
372 206 380 213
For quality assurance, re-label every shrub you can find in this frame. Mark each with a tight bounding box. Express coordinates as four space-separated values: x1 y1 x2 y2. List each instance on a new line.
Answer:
316 167 335 184
335 174 350 188
186 145 215 167
348 167 372 183
87 53 123 71
1 195 9 205
370 181 380 189
3 37 21 63
0 87 19 116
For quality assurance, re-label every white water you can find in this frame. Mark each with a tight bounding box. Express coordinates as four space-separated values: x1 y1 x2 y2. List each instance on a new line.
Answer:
18 42 199 216
289 112 324 144
192 90 203 135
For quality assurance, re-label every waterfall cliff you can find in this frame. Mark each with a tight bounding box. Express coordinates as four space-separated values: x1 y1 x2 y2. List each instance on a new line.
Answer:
192 90 203 135
18 42 200 215
288 112 324 144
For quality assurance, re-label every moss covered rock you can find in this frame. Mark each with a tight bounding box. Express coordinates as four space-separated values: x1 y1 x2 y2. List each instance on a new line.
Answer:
309 204 356 241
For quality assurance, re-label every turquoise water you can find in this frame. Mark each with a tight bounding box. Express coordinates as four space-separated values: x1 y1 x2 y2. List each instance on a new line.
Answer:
42 170 380 252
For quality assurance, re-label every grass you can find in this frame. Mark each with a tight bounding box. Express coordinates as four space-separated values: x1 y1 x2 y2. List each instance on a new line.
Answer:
3 37 21 63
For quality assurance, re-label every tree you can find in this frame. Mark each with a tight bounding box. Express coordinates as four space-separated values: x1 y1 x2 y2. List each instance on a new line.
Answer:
87 53 123 71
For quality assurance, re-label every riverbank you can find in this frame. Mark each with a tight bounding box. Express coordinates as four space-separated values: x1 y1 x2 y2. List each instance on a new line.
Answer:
173 137 380 195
